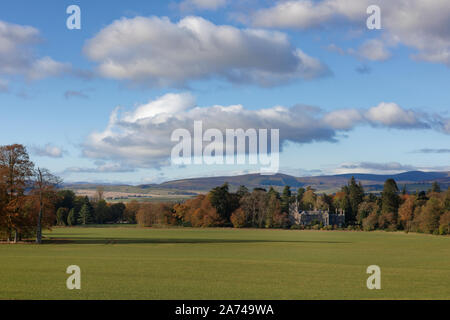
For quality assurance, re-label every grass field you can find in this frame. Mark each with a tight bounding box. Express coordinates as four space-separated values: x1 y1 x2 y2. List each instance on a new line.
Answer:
1 226 449 300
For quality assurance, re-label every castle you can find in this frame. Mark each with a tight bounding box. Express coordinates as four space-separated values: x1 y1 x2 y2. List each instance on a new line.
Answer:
289 201 345 227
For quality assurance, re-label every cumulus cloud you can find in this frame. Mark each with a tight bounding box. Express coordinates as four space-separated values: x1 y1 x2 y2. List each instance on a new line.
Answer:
323 108 363 130
83 16 330 87
30 144 66 158
251 0 367 29
324 102 429 130
82 93 441 169
327 40 391 62
83 93 336 167
353 39 391 61
250 0 450 66
178 0 228 11
364 102 428 129
0 20 72 80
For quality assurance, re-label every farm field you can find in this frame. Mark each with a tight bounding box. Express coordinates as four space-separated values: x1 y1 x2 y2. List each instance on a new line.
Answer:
0 226 449 300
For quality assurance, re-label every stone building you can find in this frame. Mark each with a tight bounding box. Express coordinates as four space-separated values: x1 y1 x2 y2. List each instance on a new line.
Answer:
289 201 345 227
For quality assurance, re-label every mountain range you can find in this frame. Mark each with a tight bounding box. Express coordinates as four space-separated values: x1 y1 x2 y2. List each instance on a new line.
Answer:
136 170 450 193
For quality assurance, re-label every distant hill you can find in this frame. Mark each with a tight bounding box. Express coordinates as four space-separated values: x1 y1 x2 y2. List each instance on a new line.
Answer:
137 171 450 193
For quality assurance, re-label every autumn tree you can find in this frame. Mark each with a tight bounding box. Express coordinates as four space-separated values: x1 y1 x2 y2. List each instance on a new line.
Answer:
445 188 450 210
418 196 444 234
136 203 160 227
265 192 282 228
173 195 222 227
316 193 333 211
240 189 268 228
302 187 317 210
357 199 378 225
33 167 61 244
125 200 140 223
230 208 247 228
193 195 223 227
439 211 450 235
0 144 34 242
398 195 416 231
333 191 350 215
362 211 379 231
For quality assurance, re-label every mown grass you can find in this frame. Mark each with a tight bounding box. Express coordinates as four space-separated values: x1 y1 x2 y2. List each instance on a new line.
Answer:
0 226 449 300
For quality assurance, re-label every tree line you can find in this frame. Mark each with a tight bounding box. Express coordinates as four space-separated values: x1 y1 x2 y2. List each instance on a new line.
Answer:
1 144 449 241
135 178 450 235
0 144 62 243
0 144 134 243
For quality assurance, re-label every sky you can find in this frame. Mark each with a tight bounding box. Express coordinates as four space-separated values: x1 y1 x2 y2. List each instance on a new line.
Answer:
0 0 449 184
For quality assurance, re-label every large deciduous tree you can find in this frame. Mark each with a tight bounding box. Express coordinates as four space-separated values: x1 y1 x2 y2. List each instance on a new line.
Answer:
33 167 61 244
0 144 34 242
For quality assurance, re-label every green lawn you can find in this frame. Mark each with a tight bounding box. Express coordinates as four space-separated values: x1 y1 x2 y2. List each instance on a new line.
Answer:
0 226 449 299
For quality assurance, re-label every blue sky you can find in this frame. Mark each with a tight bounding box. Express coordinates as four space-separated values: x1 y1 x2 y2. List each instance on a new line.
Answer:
0 0 449 184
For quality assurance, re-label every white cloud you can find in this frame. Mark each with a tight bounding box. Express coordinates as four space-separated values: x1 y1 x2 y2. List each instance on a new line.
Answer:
27 57 72 80
251 0 450 66
0 20 72 80
83 16 330 87
82 93 336 167
30 144 65 158
251 0 366 29
82 93 442 169
328 39 391 62
355 39 391 61
324 102 429 130
323 109 363 130
178 0 228 11
0 20 40 75
365 102 428 129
